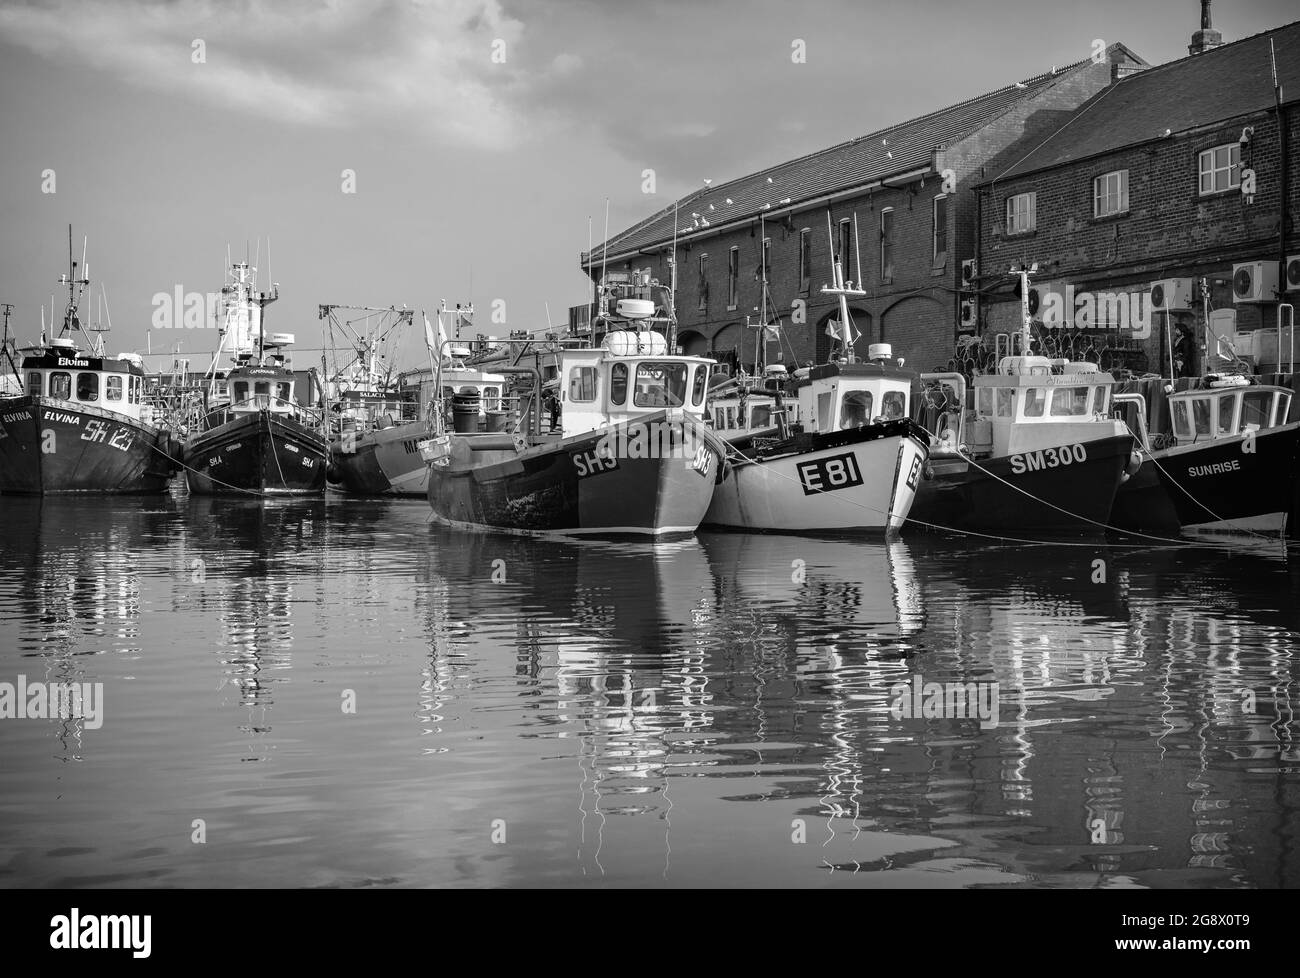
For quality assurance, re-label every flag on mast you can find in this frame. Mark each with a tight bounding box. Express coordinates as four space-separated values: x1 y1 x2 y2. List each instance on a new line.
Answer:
424 308 447 357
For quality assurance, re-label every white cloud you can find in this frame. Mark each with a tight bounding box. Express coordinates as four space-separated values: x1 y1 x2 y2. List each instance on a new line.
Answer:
0 0 534 148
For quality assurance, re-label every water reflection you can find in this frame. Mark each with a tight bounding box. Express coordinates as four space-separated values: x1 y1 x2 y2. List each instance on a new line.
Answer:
1 494 1298 886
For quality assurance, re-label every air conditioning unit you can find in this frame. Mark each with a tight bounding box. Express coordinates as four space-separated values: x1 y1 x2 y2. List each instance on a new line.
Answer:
1149 278 1193 312
1232 261 1280 303
1285 254 1300 292
959 297 977 330
960 259 978 289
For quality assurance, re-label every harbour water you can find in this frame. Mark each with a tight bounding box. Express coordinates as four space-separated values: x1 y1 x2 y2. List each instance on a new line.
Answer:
1 492 1298 888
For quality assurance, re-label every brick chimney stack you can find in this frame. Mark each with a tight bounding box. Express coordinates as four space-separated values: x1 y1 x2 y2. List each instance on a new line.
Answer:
1189 0 1223 55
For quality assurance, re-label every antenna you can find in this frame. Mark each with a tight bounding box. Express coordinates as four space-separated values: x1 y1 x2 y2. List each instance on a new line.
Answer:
601 197 610 305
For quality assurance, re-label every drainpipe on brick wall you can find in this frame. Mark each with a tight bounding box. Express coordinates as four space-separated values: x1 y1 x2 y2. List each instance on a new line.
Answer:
974 184 983 336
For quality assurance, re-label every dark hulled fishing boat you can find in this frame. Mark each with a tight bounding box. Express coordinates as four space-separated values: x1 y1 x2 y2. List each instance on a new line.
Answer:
422 278 724 537
183 261 327 497
1111 377 1299 534
0 236 181 494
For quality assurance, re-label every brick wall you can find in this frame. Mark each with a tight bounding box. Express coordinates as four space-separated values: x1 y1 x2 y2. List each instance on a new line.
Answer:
976 104 1300 372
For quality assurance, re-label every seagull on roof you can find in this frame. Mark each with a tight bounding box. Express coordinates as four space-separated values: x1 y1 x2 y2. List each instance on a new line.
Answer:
703 178 712 186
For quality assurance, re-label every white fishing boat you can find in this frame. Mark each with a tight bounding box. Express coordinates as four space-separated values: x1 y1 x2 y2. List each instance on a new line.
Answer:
703 216 929 533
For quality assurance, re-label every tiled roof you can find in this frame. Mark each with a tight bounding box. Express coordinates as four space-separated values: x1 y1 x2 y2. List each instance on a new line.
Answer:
993 21 1300 181
586 51 1131 263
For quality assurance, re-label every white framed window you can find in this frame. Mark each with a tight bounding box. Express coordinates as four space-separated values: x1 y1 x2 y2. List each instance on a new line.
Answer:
1199 144 1241 195
932 194 948 261
1006 192 1036 234
1093 170 1128 217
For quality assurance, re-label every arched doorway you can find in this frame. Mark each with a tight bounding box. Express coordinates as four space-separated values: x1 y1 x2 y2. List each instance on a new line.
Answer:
880 294 947 370
710 322 744 375
814 307 872 365
676 329 708 357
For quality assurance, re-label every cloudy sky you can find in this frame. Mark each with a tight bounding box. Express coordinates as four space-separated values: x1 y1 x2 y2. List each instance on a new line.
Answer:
1 0 1294 368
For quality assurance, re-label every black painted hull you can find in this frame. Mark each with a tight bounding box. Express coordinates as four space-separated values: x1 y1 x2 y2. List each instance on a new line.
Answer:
426 414 722 537
184 411 327 497
1112 422 1300 534
908 433 1133 533
0 396 178 494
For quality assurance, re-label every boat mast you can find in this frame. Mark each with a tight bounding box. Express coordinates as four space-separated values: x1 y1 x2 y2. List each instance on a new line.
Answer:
57 224 89 342
821 212 864 364
1 302 20 384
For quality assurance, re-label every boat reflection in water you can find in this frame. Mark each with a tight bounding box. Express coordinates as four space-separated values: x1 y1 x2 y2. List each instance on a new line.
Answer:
3 494 1299 886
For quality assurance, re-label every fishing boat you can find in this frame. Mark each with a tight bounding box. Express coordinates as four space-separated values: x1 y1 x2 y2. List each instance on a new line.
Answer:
908 356 1137 533
328 303 507 497
705 346 930 532
0 232 182 494
1110 375 1299 534
421 275 725 536
706 364 800 441
183 260 328 496
704 217 928 533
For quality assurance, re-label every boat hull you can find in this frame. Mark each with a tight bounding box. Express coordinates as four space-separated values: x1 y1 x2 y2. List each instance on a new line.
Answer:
704 419 930 532
1112 422 1300 535
184 411 328 497
908 432 1133 534
426 414 722 537
329 421 428 497
0 396 178 494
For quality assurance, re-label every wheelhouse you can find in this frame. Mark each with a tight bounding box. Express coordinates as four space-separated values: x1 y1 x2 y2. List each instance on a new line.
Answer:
226 366 299 414
795 345 913 435
969 357 1122 458
559 330 713 438
16 339 149 422
1169 383 1293 443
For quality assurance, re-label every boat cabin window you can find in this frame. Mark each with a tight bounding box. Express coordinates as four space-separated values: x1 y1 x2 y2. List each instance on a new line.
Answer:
482 386 500 410
1192 397 1212 436
569 365 598 403
277 382 292 402
634 362 687 408
233 381 250 403
106 376 123 401
995 388 1014 419
1216 393 1237 436
881 390 906 420
840 391 872 427
50 372 71 400
978 387 992 417
751 405 771 428
1050 386 1089 417
610 363 628 406
132 375 143 404
26 372 41 396
724 407 735 429
1094 386 1108 413
691 366 708 407
1276 392 1292 425
1024 388 1046 418
1241 390 1271 429
77 373 98 401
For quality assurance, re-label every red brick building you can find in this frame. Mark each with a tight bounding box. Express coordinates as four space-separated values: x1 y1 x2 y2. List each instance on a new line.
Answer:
576 45 1145 375
975 17 1300 377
